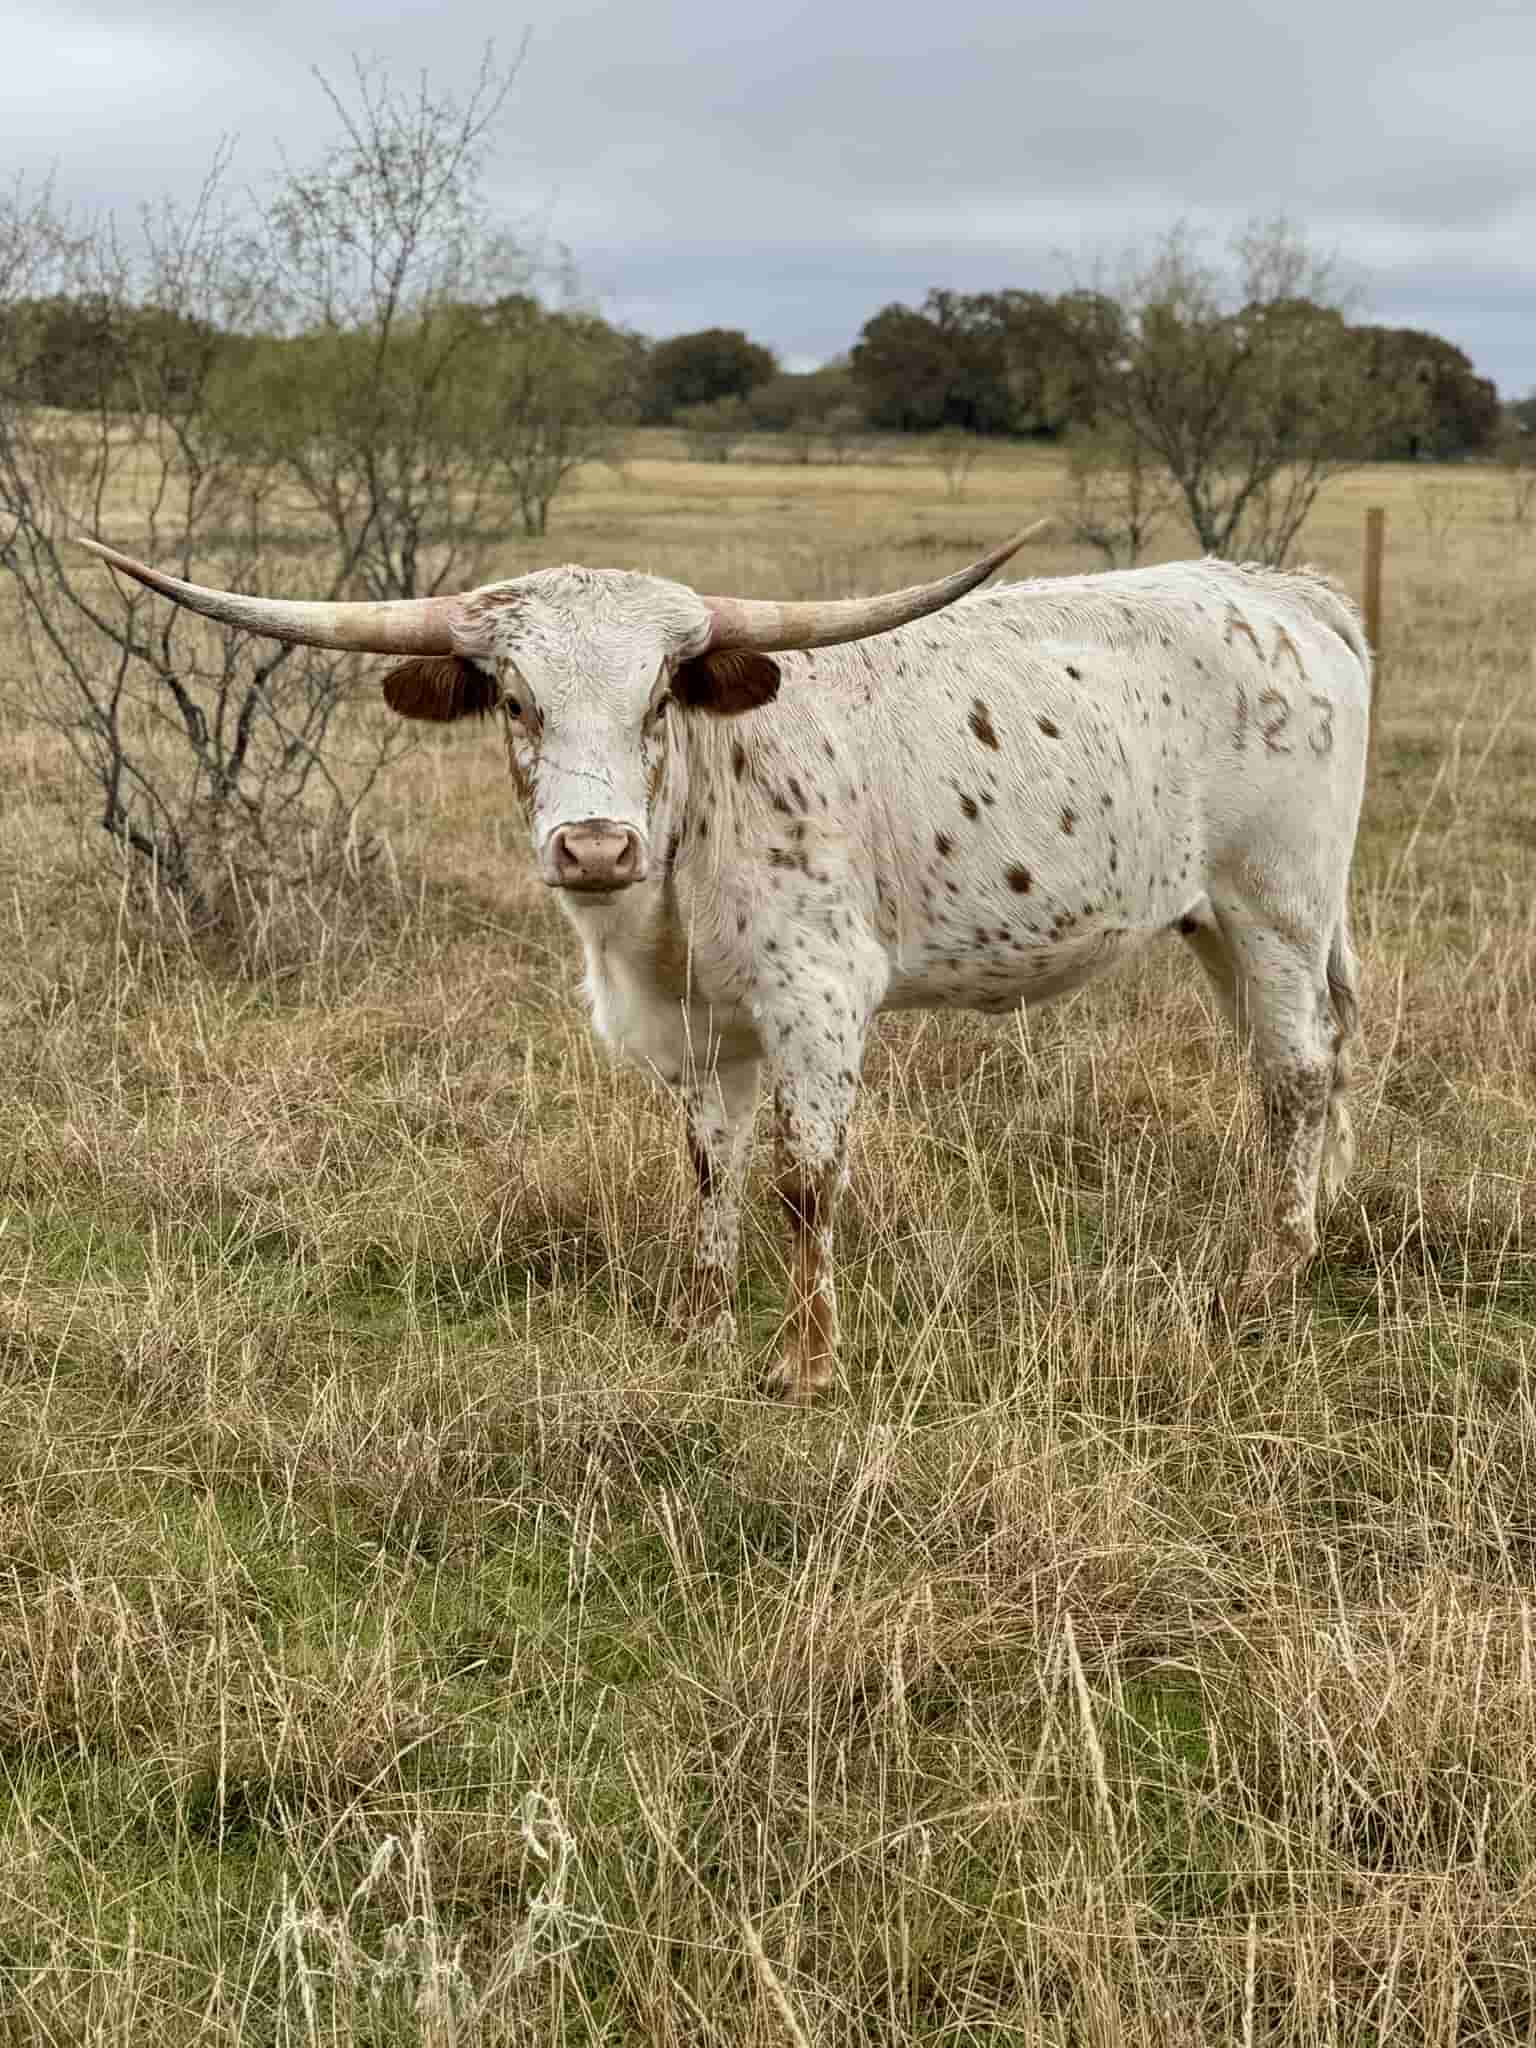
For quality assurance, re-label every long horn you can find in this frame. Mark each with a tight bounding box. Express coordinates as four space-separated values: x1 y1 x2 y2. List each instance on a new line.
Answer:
75 539 460 654
701 519 1051 654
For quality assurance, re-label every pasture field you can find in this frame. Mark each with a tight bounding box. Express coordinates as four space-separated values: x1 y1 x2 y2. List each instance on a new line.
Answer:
1 435 1535 2044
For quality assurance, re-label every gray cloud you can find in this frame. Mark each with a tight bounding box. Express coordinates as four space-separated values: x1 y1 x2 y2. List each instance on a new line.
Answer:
11 0 1535 392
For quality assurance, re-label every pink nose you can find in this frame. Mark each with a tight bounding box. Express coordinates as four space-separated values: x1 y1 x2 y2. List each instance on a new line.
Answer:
549 820 646 891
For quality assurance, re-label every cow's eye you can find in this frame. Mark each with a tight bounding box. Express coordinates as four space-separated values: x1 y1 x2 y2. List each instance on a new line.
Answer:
504 697 523 720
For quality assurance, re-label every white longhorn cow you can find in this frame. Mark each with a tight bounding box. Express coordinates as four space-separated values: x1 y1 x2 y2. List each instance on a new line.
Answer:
80 532 1369 1402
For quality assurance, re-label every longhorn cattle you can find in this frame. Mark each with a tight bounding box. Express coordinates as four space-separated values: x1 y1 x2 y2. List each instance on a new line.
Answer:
80 532 1370 1403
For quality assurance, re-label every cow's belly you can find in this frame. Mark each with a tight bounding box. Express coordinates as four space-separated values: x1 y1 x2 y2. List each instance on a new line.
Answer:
882 919 1161 1015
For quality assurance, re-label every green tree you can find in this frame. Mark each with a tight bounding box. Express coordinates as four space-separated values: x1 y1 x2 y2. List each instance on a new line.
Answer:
850 288 1084 437
643 327 777 421
851 291 1006 433
1353 326 1500 458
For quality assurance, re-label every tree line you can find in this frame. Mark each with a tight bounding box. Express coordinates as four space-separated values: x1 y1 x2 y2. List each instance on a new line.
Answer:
6 246 1511 472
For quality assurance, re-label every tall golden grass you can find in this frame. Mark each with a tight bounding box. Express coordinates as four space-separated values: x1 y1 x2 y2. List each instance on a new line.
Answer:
0 435 1533 2042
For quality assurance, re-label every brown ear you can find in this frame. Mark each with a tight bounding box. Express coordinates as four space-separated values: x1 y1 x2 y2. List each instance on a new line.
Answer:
672 649 781 716
381 655 499 722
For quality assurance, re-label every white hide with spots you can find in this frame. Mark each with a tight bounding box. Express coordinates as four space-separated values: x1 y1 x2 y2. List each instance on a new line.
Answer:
418 556 1370 1400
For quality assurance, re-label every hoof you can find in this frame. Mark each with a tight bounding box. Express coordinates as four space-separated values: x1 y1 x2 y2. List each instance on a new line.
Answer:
1219 1254 1307 1333
762 1354 834 1407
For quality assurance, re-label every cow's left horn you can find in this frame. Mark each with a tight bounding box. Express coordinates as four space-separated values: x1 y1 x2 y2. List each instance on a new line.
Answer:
701 519 1051 654
75 539 462 655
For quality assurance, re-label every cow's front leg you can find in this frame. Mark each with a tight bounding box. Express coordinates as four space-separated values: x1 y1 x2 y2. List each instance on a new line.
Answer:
761 1051 863 1406
681 1056 760 1347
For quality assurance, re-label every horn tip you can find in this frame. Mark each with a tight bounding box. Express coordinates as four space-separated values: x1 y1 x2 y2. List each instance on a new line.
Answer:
1003 518 1053 552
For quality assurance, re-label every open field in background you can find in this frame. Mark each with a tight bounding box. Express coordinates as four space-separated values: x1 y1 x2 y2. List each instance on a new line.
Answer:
1 434 1535 2042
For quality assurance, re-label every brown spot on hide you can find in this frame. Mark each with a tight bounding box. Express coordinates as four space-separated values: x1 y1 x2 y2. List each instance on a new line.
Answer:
1038 716 1059 738
968 699 1000 749
731 741 748 780
935 831 954 858
673 649 781 715
381 656 498 722
959 794 979 821
1060 807 1076 834
1225 607 1264 657
1006 864 1032 894
1066 664 1082 680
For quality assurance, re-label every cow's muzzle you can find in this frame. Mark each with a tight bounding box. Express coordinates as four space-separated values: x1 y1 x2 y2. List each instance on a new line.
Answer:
547 820 647 892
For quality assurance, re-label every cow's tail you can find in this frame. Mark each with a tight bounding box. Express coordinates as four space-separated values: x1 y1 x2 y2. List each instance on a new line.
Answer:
1290 569 1367 1201
1321 912 1360 1201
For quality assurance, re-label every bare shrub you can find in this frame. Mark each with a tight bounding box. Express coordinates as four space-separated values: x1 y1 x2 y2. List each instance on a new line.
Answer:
0 172 414 917
1060 218 1422 563
1058 421 1178 566
0 52 624 922
1412 474 1466 547
1496 431 1536 527
932 425 983 500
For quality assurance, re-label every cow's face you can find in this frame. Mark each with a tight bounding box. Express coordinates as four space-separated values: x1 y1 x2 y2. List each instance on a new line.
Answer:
381 569 779 894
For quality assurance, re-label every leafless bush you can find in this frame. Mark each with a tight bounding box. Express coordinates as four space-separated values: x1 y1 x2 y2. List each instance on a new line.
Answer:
0 53 613 924
223 51 528 598
1496 434 1536 527
1060 218 1422 563
932 426 983 500
1412 474 1465 547
0 173 417 920
1058 423 1178 567
820 401 869 465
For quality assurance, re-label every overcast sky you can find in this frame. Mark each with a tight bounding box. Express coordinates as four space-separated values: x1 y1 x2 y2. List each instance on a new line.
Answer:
16 0 1536 394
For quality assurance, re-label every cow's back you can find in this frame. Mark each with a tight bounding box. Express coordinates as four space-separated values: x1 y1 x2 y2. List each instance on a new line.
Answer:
742 562 1369 1013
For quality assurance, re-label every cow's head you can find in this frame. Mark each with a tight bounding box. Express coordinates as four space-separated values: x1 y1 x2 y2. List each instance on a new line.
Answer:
76 529 1043 896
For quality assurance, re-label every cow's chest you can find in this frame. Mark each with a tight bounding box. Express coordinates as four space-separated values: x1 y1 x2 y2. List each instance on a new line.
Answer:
569 905 760 1085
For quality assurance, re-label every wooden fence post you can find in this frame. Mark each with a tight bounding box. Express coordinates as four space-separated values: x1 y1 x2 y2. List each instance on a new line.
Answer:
1362 506 1385 759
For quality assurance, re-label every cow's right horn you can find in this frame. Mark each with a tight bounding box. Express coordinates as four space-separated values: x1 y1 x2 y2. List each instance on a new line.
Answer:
700 519 1051 654
75 539 462 655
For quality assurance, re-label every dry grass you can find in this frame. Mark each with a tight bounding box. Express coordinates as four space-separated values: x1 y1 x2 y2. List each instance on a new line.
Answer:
2 436 1535 2042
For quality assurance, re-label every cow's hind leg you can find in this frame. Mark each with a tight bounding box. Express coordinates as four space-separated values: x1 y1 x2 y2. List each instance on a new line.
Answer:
681 1057 760 1346
1320 916 1360 1202
1183 904 1354 1305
